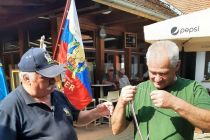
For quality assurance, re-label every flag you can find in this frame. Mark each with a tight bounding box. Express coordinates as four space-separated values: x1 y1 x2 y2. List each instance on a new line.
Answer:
0 62 8 101
57 0 92 110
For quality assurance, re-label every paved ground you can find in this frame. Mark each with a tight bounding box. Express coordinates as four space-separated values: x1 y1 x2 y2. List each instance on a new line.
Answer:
75 123 133 140
194 133 210 140
75 122 210 140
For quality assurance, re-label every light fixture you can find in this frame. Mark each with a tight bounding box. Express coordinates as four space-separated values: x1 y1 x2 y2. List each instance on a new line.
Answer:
38 16 50 20
102 8 112 15
99 26 107 39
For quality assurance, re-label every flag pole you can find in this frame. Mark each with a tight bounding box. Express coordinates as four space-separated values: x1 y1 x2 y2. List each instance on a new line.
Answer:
53 0 71 59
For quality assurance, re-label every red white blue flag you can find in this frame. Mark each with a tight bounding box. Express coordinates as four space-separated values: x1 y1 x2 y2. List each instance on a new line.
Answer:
57 0 92 110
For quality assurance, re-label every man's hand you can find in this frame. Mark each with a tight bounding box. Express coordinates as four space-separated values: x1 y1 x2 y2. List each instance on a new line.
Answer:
150 90 176 108
119 85 137 106
111 85 136 135
96 102 114 117
77 102 113 124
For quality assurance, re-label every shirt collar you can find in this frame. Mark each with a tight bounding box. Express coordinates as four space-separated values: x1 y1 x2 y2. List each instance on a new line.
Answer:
17 85 37 105
17 85 54 105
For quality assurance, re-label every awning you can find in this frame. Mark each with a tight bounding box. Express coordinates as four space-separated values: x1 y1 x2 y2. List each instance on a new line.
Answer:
144 8 210 52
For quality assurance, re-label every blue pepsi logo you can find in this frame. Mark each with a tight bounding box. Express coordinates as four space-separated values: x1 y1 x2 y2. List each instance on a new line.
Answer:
171 27 179 35
171 26 199 36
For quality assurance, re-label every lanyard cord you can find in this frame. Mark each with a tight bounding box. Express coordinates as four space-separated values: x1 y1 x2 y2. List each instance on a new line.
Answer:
131 101 150 140
131 101 144 140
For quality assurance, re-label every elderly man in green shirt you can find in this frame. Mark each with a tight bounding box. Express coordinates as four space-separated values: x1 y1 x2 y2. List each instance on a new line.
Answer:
112 40 210 140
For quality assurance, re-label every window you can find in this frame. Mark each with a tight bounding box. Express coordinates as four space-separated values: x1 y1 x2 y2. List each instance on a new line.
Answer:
204 52 210 79
11 69 20 90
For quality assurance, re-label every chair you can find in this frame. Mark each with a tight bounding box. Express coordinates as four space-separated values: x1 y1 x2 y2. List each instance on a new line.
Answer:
84 98 96 110
99 90 120 102
98 90 120 126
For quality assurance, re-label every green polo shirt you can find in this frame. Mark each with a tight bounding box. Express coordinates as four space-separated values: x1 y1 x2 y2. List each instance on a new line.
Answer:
126 77 210 140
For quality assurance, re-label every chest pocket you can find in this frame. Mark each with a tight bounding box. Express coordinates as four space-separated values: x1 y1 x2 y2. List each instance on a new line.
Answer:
53 93 74 124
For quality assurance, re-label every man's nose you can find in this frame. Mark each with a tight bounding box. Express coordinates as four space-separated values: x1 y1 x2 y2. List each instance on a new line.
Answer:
154 75 163 82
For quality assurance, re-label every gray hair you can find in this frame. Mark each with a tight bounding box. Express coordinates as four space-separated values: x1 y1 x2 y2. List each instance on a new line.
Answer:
19 71 36 82
146 40 180 68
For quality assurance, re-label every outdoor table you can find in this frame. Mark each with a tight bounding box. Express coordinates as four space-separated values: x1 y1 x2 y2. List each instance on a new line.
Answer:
91 84 112 104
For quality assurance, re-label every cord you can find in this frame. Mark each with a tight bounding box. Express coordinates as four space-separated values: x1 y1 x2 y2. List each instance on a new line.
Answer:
130 101 144 140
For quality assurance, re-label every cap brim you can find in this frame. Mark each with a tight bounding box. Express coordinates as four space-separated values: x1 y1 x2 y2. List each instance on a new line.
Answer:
36 64 66 78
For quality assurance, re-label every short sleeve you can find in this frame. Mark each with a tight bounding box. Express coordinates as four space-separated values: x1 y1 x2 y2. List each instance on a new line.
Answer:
193 82 210 110
67 101 80 121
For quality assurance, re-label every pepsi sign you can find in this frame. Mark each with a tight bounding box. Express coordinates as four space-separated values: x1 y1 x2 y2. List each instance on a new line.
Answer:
171 26 200 36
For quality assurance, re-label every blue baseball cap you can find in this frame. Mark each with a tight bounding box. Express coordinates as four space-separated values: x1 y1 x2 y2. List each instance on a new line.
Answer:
18 47 65 78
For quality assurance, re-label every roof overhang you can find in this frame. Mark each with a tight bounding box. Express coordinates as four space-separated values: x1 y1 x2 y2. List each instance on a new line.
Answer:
93 0 175 21
144 8 210 52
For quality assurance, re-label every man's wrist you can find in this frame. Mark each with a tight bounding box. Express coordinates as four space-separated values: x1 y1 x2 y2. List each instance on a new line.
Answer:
94 106 103 118
117 98 128 107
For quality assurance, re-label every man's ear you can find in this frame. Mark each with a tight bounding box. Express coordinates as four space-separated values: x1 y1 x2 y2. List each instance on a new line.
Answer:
23 74 30 84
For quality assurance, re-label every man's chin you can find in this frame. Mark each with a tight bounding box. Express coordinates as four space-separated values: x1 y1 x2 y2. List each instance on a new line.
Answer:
154 84 165 89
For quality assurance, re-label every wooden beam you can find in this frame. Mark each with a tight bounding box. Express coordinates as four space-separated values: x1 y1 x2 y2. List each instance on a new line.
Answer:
113 53 119 71
93 0 166 21
102 17 149 27
0 0 56 6
96 37 105 83
78 3 100 13
124 48 131 78
0 5 64 28
0 7 31 16
18 27 28 56
80 8 112 17
50 17 58 53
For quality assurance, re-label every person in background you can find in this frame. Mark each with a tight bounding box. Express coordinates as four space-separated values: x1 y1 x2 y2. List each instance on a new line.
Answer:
118 68 130 89
102 66 119 96
0 47 113 140
111 40 210 140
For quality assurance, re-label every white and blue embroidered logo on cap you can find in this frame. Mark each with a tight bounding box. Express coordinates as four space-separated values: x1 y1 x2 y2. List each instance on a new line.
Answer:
44 52 54 64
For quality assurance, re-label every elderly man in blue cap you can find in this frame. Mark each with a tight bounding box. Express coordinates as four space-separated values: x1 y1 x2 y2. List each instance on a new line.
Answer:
0 47 113 140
